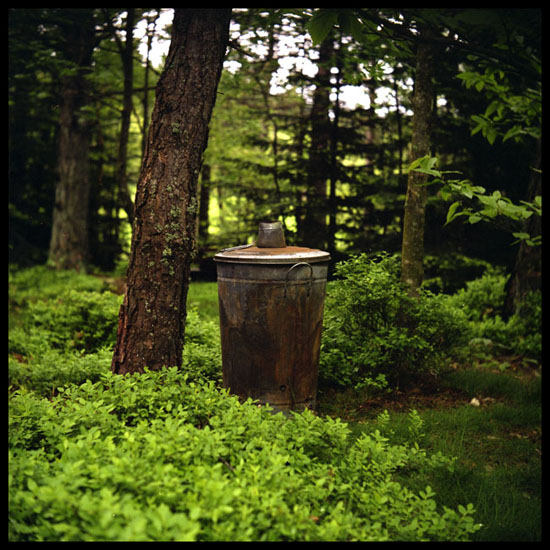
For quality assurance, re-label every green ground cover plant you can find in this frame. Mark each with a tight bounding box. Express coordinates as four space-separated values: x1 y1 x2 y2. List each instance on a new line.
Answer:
8 264 540 541
9 368 480 542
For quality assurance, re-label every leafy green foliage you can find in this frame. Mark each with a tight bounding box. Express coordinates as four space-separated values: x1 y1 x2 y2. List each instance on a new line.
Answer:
320 254 469 389
9 265 107 306
306 9 366 46
8 267 222 396
9 368 480 541
409 155 541 245
446 269 541 361
182 307 222 384
8 267 482 541
8 348 112 398
19 289 122 353
457 66 541 144
445 266 507 323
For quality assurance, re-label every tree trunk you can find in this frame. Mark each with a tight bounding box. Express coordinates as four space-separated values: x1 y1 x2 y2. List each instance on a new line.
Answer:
504 139 541 317
303 37 333 250
141 10 160 160
400 31 435 296
48 10 96 271
328 56 341 257
111 8 231 375
115 8 136 228
197 163 211 263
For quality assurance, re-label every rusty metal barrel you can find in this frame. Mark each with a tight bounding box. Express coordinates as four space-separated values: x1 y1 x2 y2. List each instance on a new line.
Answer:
214 222 330 412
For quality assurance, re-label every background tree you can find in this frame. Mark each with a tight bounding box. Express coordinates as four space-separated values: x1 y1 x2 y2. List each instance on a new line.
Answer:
9 9 59 266
400 25 435 296
9 9 540 301
104 8 137 228
45 9 99 271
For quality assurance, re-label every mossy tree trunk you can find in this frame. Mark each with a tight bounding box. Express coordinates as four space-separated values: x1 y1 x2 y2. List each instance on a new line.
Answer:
112 8 231 374
400 30 435 296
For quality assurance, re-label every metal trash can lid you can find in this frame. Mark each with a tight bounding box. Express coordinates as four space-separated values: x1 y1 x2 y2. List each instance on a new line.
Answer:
214 244 330 265
214 222 330 264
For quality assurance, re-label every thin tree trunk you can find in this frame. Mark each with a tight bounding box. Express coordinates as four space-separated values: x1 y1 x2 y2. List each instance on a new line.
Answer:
49 83 92 271
197 163 211 263
142 9 160 160
328 55 341 257
504 139 541 317
303 37 333 250
400 31 435 296
112 8 231 375
115 8 136 227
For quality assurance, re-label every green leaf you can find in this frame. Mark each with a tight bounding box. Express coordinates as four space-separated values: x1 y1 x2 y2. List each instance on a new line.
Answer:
408 155 442 177
348 16 366 43
502 126 523 142
486 127 498 145
512 232 530 241
306 10 338 45
445 201 461 225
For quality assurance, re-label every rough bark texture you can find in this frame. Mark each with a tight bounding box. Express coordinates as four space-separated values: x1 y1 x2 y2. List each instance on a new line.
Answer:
400 33 435 296
112 8 231 374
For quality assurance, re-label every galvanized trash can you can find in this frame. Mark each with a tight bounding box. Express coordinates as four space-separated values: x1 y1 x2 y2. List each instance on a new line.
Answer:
214 222 330 412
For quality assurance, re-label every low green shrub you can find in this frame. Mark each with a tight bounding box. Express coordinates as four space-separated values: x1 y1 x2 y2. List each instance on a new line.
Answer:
21 289 122 353
8 306 221 396
182 308 222 384
8 270 222 396
446 268 541 361
320 254 469 390
445 266 508 323
8 348 112 397
9 265 106 307
9 368 480 542
505 290 541 359
9 285 121 360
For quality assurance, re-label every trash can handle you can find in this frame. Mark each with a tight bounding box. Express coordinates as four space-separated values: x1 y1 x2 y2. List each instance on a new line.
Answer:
284 262 313 297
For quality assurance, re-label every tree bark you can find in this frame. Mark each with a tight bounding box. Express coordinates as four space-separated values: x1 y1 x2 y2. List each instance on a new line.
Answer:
504 139 541 317
115 8 136 228
112 8 231 375
141 10 160 161
400 31 435 296
303 37 333 251
197 163 211 263
48 10 96 271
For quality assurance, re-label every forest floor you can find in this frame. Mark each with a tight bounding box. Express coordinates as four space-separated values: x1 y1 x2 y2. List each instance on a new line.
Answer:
185 279 541 541
8 273 541 541
317 358 541 542
318 356 540 420
71 276 542 541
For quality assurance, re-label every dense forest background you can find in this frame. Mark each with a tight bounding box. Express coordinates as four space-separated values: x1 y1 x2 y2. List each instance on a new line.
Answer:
9 8 541 295
8 9 542 541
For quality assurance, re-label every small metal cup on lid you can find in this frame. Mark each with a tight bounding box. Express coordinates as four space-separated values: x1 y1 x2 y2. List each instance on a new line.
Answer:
214 222 330 412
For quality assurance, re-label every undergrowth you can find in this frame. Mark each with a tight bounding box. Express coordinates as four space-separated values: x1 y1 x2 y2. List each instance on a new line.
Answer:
8 260 540 541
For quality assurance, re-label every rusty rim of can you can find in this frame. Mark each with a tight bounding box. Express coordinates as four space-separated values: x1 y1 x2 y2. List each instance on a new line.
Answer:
214 245 330 264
